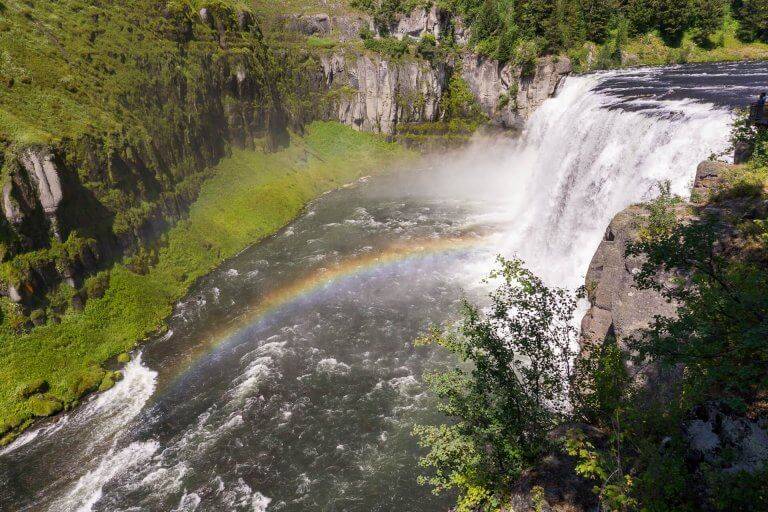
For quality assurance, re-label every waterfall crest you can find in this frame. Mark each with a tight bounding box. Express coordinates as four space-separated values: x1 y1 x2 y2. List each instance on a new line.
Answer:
492 72 732 286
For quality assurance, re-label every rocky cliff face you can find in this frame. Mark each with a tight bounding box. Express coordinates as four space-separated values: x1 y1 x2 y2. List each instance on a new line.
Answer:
461 53 572 128
0 3 290 313
320 51 446 134
317 49 571 134
579 160 736 353
579 204 677 352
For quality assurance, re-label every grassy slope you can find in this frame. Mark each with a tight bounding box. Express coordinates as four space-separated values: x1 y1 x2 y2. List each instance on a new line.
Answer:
0 121 413 442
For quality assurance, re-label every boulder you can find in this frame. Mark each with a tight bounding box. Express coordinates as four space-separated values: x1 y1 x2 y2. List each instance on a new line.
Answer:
686 403 768 474
692 160 729 199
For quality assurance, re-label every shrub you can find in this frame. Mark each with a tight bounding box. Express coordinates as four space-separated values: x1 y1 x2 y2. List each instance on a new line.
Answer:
415 33 438 61
514 39 539 77
364 36 410 58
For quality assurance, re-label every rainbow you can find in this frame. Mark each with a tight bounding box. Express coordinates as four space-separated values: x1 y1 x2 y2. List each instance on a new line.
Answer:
157 235 489 390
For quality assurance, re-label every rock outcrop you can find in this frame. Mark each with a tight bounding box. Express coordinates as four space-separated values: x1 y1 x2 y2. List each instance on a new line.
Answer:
320 51 446 134
461 54 571 128
579 159 743 352
391 5 445 40
318 49 570 135
579 204 677 352
0 9 290 311
287 13 371 42
17 148 63 240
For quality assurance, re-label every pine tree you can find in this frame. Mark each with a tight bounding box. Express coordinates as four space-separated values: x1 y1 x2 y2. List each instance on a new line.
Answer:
735 0 768 42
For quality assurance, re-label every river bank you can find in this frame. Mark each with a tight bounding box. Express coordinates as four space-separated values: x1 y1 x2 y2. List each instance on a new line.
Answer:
0 122 413 446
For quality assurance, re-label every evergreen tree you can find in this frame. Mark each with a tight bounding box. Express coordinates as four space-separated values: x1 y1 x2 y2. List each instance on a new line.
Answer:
691 0 726 45
735 0 768 42
580 0 616 42
655 0 693 42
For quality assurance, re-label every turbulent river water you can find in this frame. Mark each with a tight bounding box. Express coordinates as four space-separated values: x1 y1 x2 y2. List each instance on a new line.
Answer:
1 61 766 512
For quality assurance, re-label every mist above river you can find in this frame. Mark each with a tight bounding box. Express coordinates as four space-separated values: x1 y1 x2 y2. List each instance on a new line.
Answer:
1 61 764 512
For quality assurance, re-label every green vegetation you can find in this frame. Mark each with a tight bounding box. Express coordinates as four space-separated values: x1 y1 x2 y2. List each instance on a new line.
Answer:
440 68 486 129
364 36 412 57
306 36 338 48
437 0 768 67
565 174 768 510
414 257 580 511
342 0 766 70
415 119 768 510
0 122 412 444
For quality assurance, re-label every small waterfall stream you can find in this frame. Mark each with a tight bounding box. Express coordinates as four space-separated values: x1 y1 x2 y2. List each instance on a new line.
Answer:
0 61 763 512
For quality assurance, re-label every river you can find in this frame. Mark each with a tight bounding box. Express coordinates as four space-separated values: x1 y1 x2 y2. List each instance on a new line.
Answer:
0 61 765 511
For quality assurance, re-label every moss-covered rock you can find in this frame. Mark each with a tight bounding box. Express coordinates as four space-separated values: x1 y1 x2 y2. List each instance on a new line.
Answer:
117 353 131 364
68 368 106 396
15 379 48 399
98 374 116 392
27 395 64 417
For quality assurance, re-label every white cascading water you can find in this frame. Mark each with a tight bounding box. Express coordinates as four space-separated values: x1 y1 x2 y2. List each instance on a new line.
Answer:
450 72 733 287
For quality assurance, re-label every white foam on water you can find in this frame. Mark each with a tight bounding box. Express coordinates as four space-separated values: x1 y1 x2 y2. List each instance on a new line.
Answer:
49 440 160 512
315 358 352 375
79 354 158 433
172 492 201 512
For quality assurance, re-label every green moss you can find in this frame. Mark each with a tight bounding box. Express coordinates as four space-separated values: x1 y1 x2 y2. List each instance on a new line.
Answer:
0 121 412 443
116 353 131 364
14 379 48 399
306 36 337 49
98 374 115 392
27 395 63 417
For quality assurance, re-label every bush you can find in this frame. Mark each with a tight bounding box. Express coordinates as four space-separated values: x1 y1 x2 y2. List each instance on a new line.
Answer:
364 36 410 58
84 271 110 300
440 68 484 123
514 39 539 77
415 33 438 61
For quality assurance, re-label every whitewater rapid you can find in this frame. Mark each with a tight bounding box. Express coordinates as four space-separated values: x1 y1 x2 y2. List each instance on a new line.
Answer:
0 61 758 512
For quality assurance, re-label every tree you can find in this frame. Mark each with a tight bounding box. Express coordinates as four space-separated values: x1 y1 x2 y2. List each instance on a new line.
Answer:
627 211 768 409
655 0 693 43
580 0 616 42
691 0 726 46
735 0 768 42
413 257 579 511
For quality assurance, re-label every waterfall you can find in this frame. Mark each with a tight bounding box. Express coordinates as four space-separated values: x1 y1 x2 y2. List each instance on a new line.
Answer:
469 72 734 288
